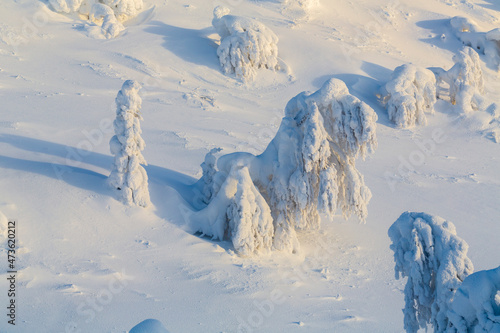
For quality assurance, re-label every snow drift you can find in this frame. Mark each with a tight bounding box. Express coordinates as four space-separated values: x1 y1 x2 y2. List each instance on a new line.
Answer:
108 80 151 207
384 64 437 128
388 212 474 333
191 78 377 254
212 6 280 80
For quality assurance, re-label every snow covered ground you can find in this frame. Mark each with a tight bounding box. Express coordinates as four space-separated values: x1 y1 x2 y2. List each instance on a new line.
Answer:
0 0 499 332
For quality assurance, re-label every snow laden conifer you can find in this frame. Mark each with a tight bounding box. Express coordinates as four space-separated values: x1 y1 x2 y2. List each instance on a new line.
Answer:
108 80 151 208
388 212 474 333
447 266 500 333
212 6 280 80
384 64 437 128
437 47 485 113
191 78 377 254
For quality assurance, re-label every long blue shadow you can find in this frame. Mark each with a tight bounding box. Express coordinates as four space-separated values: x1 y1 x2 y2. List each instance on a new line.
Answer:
144 21 220 71
0 134 199 207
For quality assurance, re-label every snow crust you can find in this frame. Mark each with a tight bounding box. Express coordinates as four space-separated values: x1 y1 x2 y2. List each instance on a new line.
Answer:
389 212 474 333
384 64 437 128
108 80 151 207
212 7 280 80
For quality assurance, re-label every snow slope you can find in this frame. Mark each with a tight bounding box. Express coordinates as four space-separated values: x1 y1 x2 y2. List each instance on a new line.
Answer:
0 0 499 332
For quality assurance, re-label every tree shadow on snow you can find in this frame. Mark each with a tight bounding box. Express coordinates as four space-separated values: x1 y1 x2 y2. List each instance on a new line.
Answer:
312 66 393 128
144 21 220 71
478 0 500 12
0 134 199 207
416 19 465 55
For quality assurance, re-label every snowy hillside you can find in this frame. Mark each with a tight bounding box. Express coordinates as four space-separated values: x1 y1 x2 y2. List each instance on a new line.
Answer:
0 0 499 332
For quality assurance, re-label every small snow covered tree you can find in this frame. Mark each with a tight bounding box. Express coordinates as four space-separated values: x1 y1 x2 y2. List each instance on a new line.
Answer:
447 266 500 333
192 78 377 254
190 164 274 256
88 4 125 39
212 6 280 80
384 64 437 128
437 47 485 113
108 80 151 207
388 212 474 333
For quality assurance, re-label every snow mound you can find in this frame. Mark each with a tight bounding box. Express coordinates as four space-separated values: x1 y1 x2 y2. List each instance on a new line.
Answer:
192 78 377 254
450 16 500 70
388 212 474 333
129 319 170 333
447 266 500 333
384 64 436 128
212 7 280 80
108 80 151 207
436 47 484 113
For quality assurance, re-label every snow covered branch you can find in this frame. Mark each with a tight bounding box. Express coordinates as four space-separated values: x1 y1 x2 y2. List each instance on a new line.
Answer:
192 79 377 254
108 80 151 207
388 212 474 333
384 64 437 128
437 47 484 113
212 7 280 80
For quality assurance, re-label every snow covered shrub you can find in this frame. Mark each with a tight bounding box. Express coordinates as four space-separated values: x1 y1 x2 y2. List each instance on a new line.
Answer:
388 212 474 333
450 16 500 70
212 7 280 80
190 164 274 256
99 0 144 22
88 4 124 39
49 0 84 13
436 47 484 113
192 78 377 254
108 80 151 208
447 266 500 333
384 64 437 128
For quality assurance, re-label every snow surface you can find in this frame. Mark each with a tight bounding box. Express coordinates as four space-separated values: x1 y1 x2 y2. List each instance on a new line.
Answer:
0 0 499 332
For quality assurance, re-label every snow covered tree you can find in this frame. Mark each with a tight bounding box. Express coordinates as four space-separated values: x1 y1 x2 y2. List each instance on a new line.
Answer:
99 0 144 22
437 47 485 113
212 6 280 80
192 78 378 254
447 266 500 333
88 4 124 39
388 212 474 333
108 80 151 207
190 164 274 256
384 64 437 128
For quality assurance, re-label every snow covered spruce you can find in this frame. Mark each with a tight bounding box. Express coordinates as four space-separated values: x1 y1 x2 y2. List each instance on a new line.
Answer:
388 212 474 333
434 46 485 113
447 266 500 333
108 80 151 208
212 6 280 80
191 78 377 255
383 64 437 128
48 0 143 39
389 212 500 333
